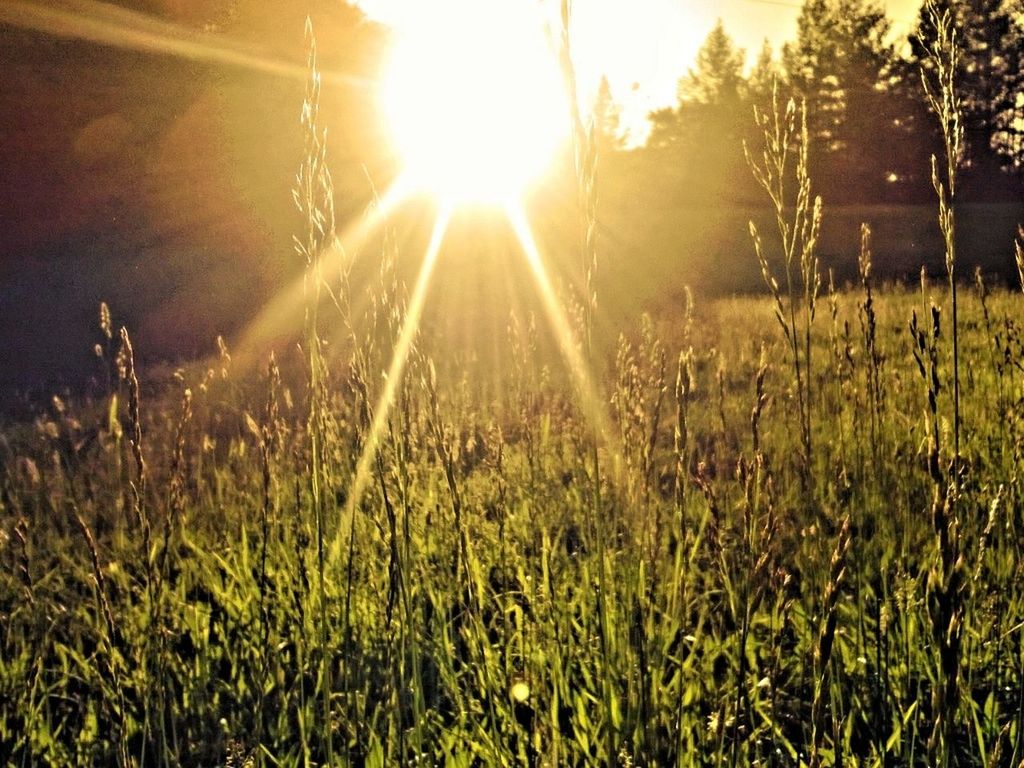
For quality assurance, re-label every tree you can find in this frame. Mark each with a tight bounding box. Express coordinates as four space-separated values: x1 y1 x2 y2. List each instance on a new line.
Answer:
592 75 625 155
909 0 1024 189
643 21 759 202
783 0 906 201
678 20 746 107
747 40 781 109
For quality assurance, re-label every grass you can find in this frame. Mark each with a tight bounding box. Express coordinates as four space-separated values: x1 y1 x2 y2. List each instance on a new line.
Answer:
3 10 1024 768
3 273 1024 767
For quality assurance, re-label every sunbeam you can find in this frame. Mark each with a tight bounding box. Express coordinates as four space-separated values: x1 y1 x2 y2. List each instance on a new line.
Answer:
337 205 452 539
0 0 369 88
233 173 413 371
505 205 619 462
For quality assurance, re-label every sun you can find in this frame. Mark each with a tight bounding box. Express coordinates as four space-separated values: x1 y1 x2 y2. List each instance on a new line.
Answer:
379 1 570 206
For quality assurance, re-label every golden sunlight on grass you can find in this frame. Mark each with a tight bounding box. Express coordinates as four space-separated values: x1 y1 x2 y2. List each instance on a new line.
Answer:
337 205 451 541
379 0 569 206
10 0 1024 763
327 3 613 528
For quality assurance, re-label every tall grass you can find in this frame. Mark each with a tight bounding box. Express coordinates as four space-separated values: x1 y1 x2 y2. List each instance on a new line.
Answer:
2 11 1024 768
744 87 822 487
3 254 1024 768
289 20 339 763
1015 227 1023 293
920 8 967 764
920 1 965 475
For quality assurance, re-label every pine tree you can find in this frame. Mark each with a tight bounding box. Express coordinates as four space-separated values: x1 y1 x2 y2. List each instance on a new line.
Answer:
910 0 1024 182
678 20 746 107
678 21 750 201
747 40 780 109
645 21 770 202
783 0 905 200
592 75 625 155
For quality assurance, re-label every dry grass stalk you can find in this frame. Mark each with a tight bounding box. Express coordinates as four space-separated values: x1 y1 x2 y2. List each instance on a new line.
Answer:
13 515 32 601
921 2 964 472
558 0 599 349
612 318 667 531
166 386 191 537
919 12 968 761
73 507 118 654
694 461 722 564
745 86 822 479
674 351 694 504
750 346 769 455
558 9 618 759
910 303 943 483
294 20 337 763
810 515 852 768
858 224 883 448
116 326 154 618
253 354 280 753
117 328 146 510
1015 228 1023 294
974 267 1007 412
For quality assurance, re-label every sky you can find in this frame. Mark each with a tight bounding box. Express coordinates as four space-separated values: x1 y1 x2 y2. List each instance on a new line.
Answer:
356 0 922 141
0 0 937 384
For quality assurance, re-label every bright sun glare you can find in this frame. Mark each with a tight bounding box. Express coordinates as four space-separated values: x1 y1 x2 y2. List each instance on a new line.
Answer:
380 1 570 206
322 1 608 526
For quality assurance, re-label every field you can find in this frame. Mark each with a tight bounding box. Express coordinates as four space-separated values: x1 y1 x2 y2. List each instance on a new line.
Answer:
3 7 1024 767
2 262 1024 765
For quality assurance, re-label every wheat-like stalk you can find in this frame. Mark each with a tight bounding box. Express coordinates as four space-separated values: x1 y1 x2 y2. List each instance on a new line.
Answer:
919 12 969 762
1015 227 1023 295
810 515 852 768
294 19 337 763
920 2 964 475
13 515 32 601
745 85 822 482
750 346 769 455
117 328 146 516
858 224 883 452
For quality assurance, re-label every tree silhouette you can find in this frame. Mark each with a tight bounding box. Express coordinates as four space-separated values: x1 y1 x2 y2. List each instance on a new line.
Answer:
637 0 1022 211
592 75 625 155
783 0 907 201
910 0 1024 192
645 21 759 203
747 40 781 109
678 20 746 107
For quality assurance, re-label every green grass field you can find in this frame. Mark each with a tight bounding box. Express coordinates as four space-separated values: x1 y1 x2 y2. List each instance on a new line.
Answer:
3 14 1024 766
2 271 1023 766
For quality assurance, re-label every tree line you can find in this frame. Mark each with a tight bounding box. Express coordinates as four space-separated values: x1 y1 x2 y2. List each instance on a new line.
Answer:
597 0 1024 205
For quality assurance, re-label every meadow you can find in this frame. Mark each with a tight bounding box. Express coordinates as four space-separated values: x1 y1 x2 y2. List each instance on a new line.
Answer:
3 10 1024 768
3 234 1024 767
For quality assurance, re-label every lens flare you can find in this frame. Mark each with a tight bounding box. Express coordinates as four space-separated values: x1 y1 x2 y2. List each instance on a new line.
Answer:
339 207 452 531
506 205 617 456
